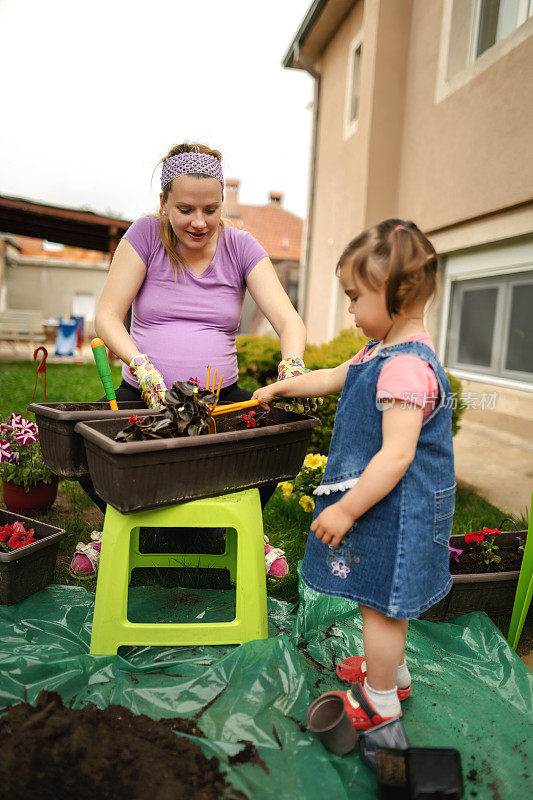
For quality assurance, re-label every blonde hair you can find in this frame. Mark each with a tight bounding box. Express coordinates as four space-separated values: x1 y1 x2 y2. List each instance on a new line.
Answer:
337 219 438 316
154 142 225 281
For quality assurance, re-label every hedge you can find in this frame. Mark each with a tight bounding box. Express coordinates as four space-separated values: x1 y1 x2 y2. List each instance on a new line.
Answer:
236 330 464 454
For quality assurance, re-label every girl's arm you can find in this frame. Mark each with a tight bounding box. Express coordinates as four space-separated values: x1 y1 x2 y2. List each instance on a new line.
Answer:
253 358 352 405
311 402 424 547
245 257 306 359
95 239 147 364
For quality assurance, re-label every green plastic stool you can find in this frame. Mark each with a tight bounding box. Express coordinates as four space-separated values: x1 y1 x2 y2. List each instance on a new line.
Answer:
507 490 533 650
90 488 268 655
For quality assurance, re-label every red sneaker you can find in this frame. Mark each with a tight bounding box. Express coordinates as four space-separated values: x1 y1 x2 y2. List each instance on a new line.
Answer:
336 656 411 701
328 683 402 731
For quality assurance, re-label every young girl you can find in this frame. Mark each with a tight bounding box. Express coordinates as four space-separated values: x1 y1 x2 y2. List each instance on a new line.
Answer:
253 219 456 730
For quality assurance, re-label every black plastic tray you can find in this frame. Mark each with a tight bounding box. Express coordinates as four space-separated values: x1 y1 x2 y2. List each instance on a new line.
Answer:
75 406 320 513
28 401 150 480
0 509 67 605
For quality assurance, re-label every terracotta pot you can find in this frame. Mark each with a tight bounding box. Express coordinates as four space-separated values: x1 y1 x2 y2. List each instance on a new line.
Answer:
2 477 59 516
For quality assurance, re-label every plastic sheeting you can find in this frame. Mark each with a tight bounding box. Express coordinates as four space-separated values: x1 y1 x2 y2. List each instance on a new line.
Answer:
0 578 532 799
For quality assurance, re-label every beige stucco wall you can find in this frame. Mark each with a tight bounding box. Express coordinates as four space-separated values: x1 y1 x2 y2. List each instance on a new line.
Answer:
397 3 533 231
305 0 368 345
5 261 108 336
303 0 533 350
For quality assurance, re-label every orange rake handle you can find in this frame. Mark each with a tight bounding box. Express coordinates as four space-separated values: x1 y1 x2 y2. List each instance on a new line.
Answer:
211 398 260 417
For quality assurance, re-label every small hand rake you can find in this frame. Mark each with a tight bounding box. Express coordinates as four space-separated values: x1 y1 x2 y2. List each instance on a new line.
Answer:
205 365 259 417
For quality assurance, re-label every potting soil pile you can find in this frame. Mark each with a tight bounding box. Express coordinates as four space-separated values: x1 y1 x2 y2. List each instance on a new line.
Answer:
0 579 531 800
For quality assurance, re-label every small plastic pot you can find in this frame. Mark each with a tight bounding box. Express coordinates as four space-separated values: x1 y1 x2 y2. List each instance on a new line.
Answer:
306 693 357 756
358 717 410 772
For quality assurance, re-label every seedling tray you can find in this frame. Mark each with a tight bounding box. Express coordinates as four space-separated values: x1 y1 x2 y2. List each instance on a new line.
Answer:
28 401 150 480
75 406 320 513
0 509 67 605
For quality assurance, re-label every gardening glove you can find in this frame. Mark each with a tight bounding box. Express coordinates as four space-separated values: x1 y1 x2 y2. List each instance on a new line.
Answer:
129 354 167 409
277 356 323 415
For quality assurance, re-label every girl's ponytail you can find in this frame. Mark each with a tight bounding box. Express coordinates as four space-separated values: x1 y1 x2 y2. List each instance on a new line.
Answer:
385 222 437 316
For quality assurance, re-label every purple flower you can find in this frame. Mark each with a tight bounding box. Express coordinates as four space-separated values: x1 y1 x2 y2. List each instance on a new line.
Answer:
0 440 12 463
449 545 463 563
330 559 350 578
8 451 20 465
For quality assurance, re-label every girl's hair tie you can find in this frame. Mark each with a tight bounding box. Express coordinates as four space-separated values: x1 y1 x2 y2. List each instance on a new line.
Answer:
394 225 407 232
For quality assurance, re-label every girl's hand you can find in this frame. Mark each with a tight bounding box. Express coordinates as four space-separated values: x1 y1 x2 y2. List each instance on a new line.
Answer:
310 502 355 548
277 357 323 414
252 385 279 409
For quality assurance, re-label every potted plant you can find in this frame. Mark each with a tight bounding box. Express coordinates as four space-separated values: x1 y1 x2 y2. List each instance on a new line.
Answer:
0 510 67 604
422 520 527 620
0 413 58 515
280 459 528 621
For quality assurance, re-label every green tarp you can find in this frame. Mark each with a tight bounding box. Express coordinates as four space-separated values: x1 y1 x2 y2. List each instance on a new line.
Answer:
0 580 532 799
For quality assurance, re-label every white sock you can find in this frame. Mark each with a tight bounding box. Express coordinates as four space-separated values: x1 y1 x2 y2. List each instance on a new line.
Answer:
363 680 401 718
396 661 411 689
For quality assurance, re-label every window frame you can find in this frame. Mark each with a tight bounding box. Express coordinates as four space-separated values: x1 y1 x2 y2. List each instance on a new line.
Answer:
445 270 533 385
343 31 363 141
469 0 532 63
435 0 533 104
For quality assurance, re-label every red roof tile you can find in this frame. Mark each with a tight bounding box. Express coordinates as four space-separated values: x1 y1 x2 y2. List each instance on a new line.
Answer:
225 203 302 262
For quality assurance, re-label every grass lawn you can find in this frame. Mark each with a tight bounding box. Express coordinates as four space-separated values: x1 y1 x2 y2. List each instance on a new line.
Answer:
1 359 529 644
0 360 123 418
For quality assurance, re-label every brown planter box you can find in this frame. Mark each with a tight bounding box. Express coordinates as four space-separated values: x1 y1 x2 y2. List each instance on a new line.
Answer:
75 406 321 514
28 401 150 480
0 510 67 605
421 532 525 621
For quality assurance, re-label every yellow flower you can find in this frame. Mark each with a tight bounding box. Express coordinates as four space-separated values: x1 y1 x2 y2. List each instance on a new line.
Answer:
280 482 293 498
319 455 328 467
303 454 324 470
299 495 315 512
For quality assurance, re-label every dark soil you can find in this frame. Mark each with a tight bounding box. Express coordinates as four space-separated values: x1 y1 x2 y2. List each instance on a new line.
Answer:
450 542 523 575
0 690 248 800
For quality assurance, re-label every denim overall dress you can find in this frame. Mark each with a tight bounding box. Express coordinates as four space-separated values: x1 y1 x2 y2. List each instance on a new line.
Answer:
301 340 456 619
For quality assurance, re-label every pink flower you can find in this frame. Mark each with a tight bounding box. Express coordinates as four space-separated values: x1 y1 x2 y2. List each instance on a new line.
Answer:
449 546 463 563
0 440 12 463
8 413 23 429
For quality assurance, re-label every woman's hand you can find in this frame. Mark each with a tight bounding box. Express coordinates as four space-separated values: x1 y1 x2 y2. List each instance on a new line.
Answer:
277 357 323 414
129 355 168 408
310 501 355 548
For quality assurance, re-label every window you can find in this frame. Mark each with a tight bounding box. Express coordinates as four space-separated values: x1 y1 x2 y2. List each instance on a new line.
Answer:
344 34 363 138
72 293 95 321
472 0 533 59
446 271 533 382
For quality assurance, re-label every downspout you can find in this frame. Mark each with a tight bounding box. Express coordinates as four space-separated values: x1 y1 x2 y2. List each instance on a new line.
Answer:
291 46 321 324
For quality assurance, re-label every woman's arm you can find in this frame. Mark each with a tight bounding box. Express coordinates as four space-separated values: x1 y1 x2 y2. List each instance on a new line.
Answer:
245 257 306 359
253 358 352 405
311 403 424 547
95 239 147 364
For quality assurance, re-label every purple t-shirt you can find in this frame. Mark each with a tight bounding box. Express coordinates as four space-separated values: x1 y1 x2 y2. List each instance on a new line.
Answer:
121 215 267 390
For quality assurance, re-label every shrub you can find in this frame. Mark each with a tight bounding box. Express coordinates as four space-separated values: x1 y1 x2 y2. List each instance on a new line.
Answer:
236 330 464 453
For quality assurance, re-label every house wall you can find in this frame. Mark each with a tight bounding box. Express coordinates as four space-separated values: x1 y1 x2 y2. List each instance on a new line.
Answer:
305 0 368 346
397 2 533 230
304 0 533 363
5 259 108 335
